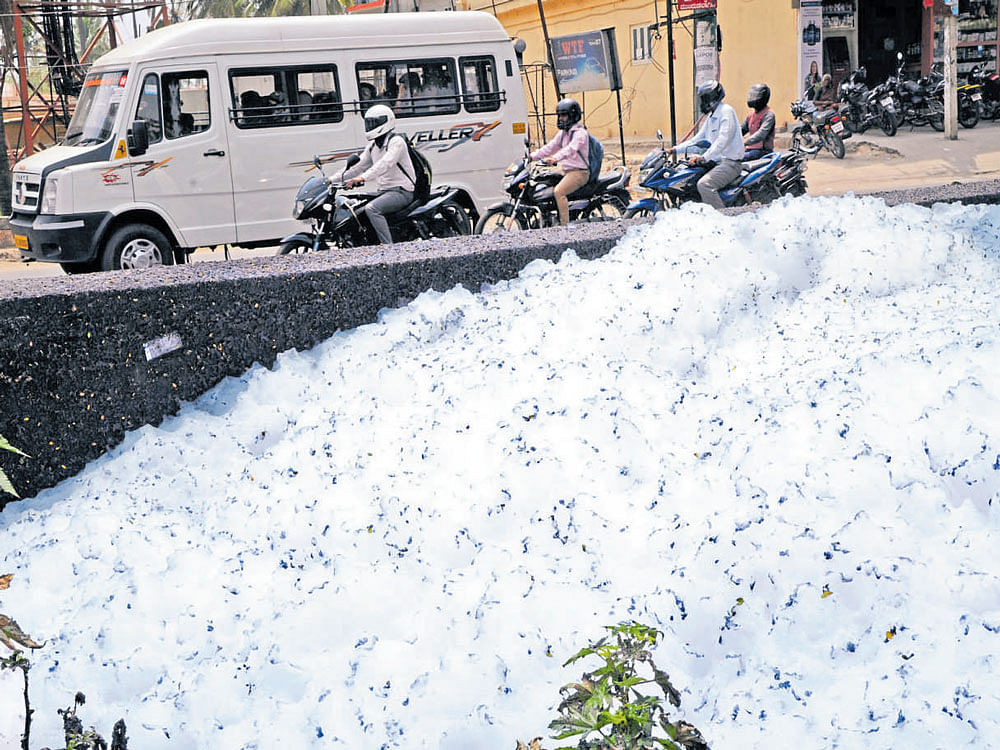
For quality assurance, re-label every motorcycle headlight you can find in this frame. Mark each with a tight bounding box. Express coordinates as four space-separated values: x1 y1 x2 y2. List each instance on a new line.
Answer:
40 170 68 214
639 167 655 185
293 199 307 219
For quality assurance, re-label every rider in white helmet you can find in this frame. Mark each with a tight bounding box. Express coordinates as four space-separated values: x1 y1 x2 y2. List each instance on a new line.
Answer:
341 103 417 244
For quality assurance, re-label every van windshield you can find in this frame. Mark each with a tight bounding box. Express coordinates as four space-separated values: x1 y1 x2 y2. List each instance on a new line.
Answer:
64 70 128 146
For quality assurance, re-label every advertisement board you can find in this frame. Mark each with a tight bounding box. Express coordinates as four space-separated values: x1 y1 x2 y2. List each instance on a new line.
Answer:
550 28 622 93
678 0 717 10
798 0 823 97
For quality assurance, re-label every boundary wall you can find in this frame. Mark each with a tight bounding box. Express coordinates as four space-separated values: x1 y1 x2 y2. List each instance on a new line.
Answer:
2 179 998 506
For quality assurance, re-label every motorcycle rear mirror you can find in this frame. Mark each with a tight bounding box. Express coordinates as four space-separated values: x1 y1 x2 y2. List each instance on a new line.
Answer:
313 155 323 171
345 153 361 169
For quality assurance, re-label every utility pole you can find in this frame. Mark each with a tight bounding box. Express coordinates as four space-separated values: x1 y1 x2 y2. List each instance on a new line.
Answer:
665 0 676 146
942 10 957 140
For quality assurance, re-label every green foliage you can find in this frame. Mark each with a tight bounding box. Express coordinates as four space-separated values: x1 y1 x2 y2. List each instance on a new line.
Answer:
521 622 710 750
1 433 29 499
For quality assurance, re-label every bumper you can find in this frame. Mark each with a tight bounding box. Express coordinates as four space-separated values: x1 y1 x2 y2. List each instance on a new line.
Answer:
10 211 111 265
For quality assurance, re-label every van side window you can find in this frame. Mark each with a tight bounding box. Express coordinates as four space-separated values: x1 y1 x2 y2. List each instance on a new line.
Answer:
135 73 163 144
459 56 502 113
355 60 459 118
162 71 211 139
230 65 343 128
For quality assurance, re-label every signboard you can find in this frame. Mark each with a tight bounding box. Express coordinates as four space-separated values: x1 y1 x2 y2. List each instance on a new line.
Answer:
798 0 823 98
678 0 717 10
550 28 623 93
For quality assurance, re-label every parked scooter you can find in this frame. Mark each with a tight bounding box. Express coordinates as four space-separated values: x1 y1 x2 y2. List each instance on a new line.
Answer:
475 146 631 233
838 67 897 137
279 154 472 254
790 97 848 159
967 65 1000 120
622 132 794 217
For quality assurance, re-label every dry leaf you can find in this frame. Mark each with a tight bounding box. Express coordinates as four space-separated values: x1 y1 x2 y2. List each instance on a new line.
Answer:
0 573 12 590
0 614 43 650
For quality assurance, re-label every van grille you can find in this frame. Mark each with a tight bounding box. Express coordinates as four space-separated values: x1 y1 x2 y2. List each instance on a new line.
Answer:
12 172 40 213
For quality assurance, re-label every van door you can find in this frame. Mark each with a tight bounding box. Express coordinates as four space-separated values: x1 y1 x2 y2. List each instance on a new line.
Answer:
129 63 236 247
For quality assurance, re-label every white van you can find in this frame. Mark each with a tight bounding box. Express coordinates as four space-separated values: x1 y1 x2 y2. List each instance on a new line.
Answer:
9 11 528 272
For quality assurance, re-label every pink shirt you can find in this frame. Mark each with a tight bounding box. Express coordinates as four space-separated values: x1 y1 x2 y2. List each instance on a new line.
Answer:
530 124 589 171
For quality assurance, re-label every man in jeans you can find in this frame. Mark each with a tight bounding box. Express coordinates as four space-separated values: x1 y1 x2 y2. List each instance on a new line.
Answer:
671 80 745 209
529 97 591 225
342 104 415 245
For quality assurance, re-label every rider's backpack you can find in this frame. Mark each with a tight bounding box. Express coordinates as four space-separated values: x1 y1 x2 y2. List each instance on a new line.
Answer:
584 131 604 186
394 133 432 202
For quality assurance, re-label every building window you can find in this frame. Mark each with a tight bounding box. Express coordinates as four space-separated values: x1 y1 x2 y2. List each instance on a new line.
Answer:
632 24 653 62
230 65 343 128
356 59 460 118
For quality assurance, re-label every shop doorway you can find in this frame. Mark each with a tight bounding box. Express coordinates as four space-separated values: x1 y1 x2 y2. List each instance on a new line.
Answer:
858 0 924 83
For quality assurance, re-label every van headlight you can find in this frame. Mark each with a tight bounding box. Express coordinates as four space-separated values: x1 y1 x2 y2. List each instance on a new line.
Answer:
40 170 71 214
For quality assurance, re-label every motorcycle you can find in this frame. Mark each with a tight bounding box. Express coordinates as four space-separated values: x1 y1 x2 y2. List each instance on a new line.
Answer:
475 146 631 233
888 52 945 131
279 154 472 254
790 97 848 159
622 131 796 217
838 67 897 137
967 65 1000 121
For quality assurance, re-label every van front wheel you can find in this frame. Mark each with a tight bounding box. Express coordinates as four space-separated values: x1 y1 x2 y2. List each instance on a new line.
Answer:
101 223 174 271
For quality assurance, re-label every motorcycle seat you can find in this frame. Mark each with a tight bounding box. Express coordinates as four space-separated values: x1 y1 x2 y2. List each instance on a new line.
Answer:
741 157 774 173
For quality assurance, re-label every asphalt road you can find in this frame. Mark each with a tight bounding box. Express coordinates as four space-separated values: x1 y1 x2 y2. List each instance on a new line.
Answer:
3 119 999 280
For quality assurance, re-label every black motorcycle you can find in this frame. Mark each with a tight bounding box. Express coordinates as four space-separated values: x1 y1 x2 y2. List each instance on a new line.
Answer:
279 154 471 254
967 65 1000 121
475 148 631 233
790 97 848 159
838 68 897 137
888 53 945 131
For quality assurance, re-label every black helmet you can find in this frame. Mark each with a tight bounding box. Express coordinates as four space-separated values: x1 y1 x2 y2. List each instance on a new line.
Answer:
697 80 725 114
556 98 582 131
747 83 770 111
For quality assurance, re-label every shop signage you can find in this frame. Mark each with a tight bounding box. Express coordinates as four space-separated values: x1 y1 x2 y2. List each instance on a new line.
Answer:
798 0 823 97
677 0 717 10
550 28 623 93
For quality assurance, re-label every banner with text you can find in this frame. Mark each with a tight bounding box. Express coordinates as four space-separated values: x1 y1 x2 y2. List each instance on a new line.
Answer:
798 0 823 97
550 28 622 93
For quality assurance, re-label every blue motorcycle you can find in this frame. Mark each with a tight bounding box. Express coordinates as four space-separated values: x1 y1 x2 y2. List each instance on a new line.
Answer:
624 132 794 218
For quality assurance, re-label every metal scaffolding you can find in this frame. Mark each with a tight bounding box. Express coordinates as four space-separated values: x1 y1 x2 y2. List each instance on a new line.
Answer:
4 0 169 160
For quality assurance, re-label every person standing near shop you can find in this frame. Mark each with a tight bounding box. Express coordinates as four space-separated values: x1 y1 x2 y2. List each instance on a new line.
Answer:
742 83 775 160
670 80 744 210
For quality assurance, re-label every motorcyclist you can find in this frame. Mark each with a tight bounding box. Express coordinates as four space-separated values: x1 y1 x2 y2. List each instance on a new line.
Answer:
529 97 592 225
742 83 775 160
670 80 744 210
341 104 416 245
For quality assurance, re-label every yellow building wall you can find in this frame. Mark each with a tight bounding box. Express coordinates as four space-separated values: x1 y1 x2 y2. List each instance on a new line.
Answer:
464 0 802 145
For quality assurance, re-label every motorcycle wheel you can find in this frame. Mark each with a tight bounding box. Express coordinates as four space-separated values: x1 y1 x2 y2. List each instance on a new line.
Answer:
582 193 628 222
823 131 846 159
475 206 528 234
434 202 473 237
958 95 980 129
624 205 657 219
880 110 898 137
278 238 315 255
928 100 945 131
791 128 821 155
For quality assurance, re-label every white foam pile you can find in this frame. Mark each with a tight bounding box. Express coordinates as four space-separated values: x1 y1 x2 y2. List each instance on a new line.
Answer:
2 195 1000 749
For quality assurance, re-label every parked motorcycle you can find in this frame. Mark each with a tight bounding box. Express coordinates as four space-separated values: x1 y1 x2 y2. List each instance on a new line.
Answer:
475 148 631 233
279 154 472 254
790 97 848 159
622 131 796 217
888 52 945 131
838 67 897 137
967 65 1000 121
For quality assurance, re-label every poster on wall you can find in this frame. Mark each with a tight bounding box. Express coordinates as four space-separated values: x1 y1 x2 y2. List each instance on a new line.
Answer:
798 0 823 96
693 17 719 117
550 28 623 93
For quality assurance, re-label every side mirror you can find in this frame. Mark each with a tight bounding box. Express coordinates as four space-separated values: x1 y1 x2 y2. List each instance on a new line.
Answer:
127 120 149 156
656 129 663 142
345 153 361 169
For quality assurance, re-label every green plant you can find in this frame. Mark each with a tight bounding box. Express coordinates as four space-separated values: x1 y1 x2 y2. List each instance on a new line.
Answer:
1 433 29 498
521 621 710 750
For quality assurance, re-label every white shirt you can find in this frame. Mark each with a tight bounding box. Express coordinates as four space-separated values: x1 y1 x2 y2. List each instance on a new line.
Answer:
675 102 745 162
341 133 415 192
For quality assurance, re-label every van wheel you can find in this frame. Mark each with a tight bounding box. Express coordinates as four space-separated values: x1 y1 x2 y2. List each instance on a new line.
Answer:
101 223 174 271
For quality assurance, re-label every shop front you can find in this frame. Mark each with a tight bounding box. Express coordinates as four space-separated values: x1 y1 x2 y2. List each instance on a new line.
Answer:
817 0 999 87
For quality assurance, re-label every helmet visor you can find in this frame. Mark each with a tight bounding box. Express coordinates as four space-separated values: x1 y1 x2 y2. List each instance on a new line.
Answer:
364 114 389 133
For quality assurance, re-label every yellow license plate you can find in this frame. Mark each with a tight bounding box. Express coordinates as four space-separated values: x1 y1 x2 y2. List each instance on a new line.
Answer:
13 234 28 250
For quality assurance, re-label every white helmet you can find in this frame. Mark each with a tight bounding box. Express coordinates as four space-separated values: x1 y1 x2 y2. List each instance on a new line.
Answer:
363 104 395 141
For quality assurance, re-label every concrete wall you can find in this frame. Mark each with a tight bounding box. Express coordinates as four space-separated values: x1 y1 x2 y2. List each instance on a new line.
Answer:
2 178 999 509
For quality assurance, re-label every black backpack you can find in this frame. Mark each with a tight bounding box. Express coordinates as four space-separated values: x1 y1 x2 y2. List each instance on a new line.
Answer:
394 133 432 202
